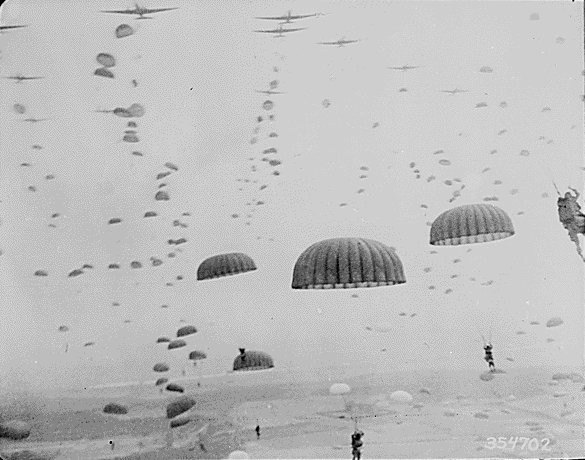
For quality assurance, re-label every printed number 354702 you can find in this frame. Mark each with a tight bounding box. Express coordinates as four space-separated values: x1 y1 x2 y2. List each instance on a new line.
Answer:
484 437 551 451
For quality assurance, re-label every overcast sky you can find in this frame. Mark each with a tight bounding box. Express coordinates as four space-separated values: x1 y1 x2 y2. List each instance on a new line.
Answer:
0 0 583 392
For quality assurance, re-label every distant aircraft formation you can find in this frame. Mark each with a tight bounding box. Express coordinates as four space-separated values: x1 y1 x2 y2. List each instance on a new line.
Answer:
254 24 306 38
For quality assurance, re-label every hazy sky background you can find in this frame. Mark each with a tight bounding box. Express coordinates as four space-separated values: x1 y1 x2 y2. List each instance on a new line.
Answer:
0 0 583 392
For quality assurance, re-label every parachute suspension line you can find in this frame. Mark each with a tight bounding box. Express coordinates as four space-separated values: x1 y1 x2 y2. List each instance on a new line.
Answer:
552 181 561 197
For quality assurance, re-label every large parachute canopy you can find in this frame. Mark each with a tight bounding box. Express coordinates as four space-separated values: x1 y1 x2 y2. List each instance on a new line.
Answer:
96 53 116 68
546 317 564 328
189 350 207 361
197 253 257 281
430 204 515 246
177 325 197 337
292 237 406 289
233 348 274 372
166 395 196 418
115 24 134 38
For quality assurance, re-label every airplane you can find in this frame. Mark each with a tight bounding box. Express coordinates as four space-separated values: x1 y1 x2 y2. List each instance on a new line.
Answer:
254 24 306 38
100 3 178 19
0 24 28 33
22 118 50 123
440 88 469 95
388 65 421 72
3 74 44 83
255 10 320 24
318 37 358 47
255 89 285 95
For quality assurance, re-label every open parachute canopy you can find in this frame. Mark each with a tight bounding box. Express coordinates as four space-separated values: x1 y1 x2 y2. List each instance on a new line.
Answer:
153 362 170 373
58 325 69 333
189 350 207 361
168 339 187 350
166 383 184 393
291 237 406 289
430 203 514 246
155 191 170 201
166 395 196 419
155 377 168 386
197 253 257 281
144 211 157 218
115 24 134 38
13 103 26 114
96 53 116 68
156 337 171 344
233 348 274 372
128 103 145 117
94 67 114 79
329 383 351 395
177 325 197 337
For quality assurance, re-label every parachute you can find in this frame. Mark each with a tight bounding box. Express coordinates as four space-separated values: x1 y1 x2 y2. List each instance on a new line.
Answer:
34 270 48 277
68 269 84 277
108 263 120 269
177 325 197 337
127 121 137 128
189 350 207 361
58 325 69 332
390 390 413 403
94 68 114 79
166 383 184 393
151 257 163 266
123 133 139 143
430 204 514 245
438 159 451 166
155 191 170 201
115 24 134 38
197 253 257 281
546 317 564 328
144 211 157 217
164 162 178 171
156 172 171 180
96 53 116 68
262 100 274 111
168 339 187 350
153 363 170 373
155 377 168 386
291 237 406 289
108 217 122 225
13 103 26 114
130 261 142 269
329 383 351 395
233 348 274 371
170 415 191 428
166 395 196 418
479 66 493 73
157 337 171 343
103 403 128 415
127 103 145 117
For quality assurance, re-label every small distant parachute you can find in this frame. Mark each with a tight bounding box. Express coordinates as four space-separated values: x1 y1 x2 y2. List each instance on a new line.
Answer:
96 53 116 67
438 159 451 166
157 337 171 343
519 149 530 157
233 348 274 371
430 204 514 245
197 253 257 281
516 330 526 335
68 269 84 278
292 237 405 289
475 102 488 108
189 350 207 361
127 121 137 128
262 100 274 111
13 103 26 114
143 212 158 219
483 196 499 202
108 263 120 269
83 341 95 347
151 257 163 267
546 317 564 328
263 147 277 155
34 270 48 277
268 159 281 166
94 67 114 78
479 66 493 73
390 390 413 403
157 171 171 180
108 217 122 225
164 162 178 171
155 191 170 201
58 325 69 332
166 383 184 393
322 99 331 108
329 383 351 395
168 339 187 350
130 261 142 269
155 377 168 387
115 23 134 38
127 103 145 117
499 101 508 108
177 325 197 337
103 403 128 415
529 12 540 20
123 133 139 143
131 151 143 156
153 363 170 373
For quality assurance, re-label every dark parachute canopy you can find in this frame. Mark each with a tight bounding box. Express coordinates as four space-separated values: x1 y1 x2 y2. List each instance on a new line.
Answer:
189 350 207 361
430 204 515 245
168 339 187 350
108 263 120 269
233 348 274 372
166 383 184 393
144 211 157 217
94 68 114 79
58 325 69 332
68 269 84 278
123 133 139 143
291 237 406 289
197 253 257 281
164 162 179 171
108 217 122 224
130 261 142 269
34 270 48 277
157 171 171 180
153 362 170 373
155 190 170 201
157 336 171 343
177 325 197 337
127 121 137 128
115 24 134 38
103 403 128 415
155 377 168 386
170 415 191 428
166 395 196 418
96 53 116 68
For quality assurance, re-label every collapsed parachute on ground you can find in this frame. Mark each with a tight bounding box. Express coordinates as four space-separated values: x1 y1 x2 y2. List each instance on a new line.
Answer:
153 362 170 373
329 383 351 395
430 204 515 245
168 339 187 350
94 67 114 79
197 253 257 281
166 383 184 393
155 191 170 201
189 350 207 361
166 395 196 418
177 325 197 337
115 23 134 38
34 270 48 277
292 237 406 289
96 53 116 67
546 317 564 328
233 348 274 371
103 403 127 415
